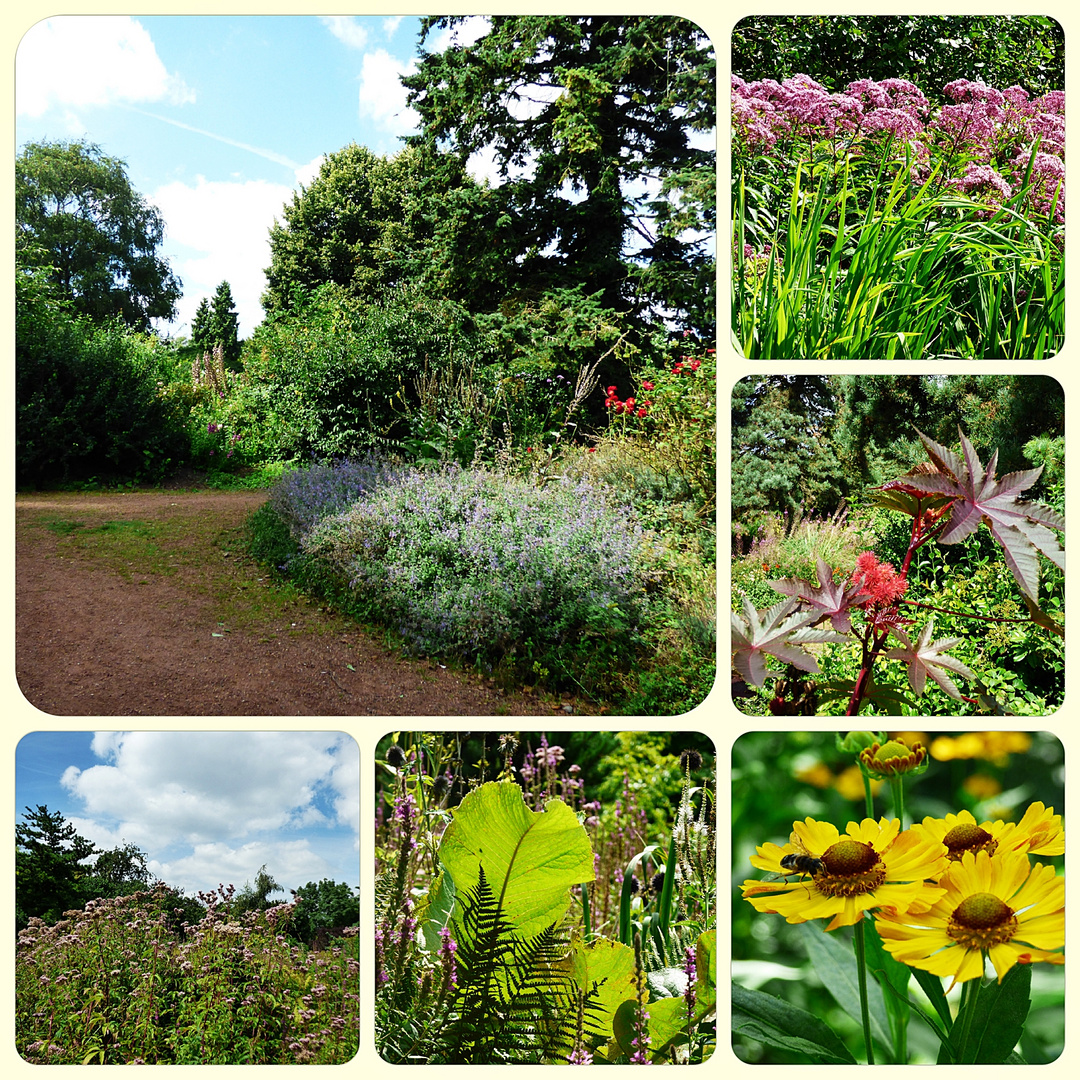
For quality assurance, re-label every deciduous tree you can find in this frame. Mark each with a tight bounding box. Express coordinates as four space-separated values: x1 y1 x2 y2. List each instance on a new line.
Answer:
16 139 182 331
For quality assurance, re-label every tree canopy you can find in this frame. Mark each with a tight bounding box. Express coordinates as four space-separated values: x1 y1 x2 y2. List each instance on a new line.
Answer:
16 139 182 332
732 15 1064 101
402 15 715 338
262 143 483 315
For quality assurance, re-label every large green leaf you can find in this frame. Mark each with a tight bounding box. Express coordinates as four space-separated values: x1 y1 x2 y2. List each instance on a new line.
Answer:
566 933 640 1054
437 781 594 938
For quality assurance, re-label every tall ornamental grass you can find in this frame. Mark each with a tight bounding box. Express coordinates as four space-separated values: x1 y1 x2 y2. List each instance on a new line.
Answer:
732 75 1064 359
16 885 359 1065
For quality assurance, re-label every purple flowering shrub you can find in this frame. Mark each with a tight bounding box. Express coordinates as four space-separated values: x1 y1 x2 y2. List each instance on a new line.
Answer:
15 883 358 1065
300 464 648 689
268 456 407 539
733 74 1064 223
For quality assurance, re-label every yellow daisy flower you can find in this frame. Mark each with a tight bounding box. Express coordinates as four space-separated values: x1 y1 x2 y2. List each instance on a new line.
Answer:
875 848 1064 991
912 803 1064 865
742 816 948 932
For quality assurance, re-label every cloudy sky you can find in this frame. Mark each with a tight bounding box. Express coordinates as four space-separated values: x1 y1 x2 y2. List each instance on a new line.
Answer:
16 731 359 898
15 14 494 339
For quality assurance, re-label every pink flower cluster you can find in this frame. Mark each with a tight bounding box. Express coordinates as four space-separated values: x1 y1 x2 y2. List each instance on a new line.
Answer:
733 74 1065 223
851 551 908 607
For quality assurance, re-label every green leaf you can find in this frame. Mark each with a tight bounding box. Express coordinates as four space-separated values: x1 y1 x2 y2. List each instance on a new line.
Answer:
955 965 1032 1064
732 982 857 1064
566 933 639 1048
800 922 892 1058
437 781 594 939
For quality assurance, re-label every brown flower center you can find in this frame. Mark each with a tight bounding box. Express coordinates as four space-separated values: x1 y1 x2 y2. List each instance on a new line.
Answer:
816 839 886 898
948 891 1018 951
942 822 997 861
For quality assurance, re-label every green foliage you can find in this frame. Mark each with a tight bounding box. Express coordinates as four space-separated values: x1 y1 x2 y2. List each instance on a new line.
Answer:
404 16 715 338
732 376 847 520
262 142 483 315
236 283 491 462
16 139 181 331
733 153 1063 360
16 275 189 488
16 886 357 1064
16 805 99 930
290 879 360 945
231 864 284 915
208 281 241 366
732 15 1064 101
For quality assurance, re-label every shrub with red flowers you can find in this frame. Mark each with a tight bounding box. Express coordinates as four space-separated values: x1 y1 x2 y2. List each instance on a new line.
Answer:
733 427 1064 715
602 342 716 522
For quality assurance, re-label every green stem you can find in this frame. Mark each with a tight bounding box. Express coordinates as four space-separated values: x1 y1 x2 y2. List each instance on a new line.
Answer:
954 966 985 1063
888 775 906 828
853 919 875 1064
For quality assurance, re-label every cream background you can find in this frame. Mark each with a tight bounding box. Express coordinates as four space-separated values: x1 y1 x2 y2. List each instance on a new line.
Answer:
5 1 1073 1074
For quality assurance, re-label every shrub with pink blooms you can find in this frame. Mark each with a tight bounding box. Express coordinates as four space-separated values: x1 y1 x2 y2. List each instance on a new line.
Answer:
733 72 1064 358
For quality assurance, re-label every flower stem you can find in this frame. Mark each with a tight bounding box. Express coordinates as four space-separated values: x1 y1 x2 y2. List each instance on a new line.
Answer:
853 919 875 1064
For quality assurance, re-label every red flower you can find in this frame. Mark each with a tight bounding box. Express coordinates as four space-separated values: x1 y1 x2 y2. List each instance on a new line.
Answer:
690 358 701 371
851 552 908 606
614 402 625 414
587 447 597 453
641 380 654 391
672 363 684 374
607 385 618 395
637 407 647 418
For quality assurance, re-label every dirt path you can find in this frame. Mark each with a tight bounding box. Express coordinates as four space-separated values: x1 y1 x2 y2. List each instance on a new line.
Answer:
15 489 568 717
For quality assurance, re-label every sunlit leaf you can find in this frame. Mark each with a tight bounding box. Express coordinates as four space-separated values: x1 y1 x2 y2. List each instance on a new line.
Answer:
730 598 822 687
767 556 867 633
885 618 975 700
893 427 1065 606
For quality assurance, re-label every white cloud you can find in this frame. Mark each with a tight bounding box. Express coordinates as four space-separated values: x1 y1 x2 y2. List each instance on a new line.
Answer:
150 174 297 338
59 732 357 895
17 15 194 118
427 16 491 52
320 15 369 51
294 154 325 188
357 48 420 134
382 16 404 38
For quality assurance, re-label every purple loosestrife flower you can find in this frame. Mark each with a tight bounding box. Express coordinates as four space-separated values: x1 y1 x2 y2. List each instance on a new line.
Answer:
683 945 697 1019
438 927 458 991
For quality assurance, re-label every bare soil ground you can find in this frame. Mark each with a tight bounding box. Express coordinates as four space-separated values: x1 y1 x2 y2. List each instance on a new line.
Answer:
15 489 571 717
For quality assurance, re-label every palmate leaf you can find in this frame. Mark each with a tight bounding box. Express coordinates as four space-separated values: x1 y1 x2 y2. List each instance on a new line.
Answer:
885 618 975 700
900 427 1065 608
731 597 838 687
768 555 867 633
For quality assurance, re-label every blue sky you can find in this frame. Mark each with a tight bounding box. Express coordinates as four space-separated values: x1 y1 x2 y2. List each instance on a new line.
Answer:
15 14 716 339
16 731 359 897
15 14 493 338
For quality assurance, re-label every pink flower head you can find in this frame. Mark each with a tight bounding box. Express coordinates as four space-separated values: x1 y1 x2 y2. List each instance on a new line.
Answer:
851 552 908 607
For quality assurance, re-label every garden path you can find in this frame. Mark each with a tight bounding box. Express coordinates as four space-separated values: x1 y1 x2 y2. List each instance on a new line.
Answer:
15 488 565 717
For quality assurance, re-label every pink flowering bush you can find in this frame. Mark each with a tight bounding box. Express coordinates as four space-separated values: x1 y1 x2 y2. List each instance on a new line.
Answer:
733 73 1064 358
15 884 358 1064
